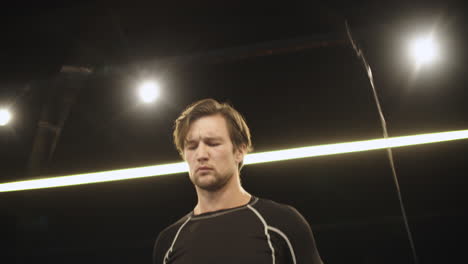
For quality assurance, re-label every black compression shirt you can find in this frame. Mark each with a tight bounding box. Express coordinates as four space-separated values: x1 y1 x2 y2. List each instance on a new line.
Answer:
153 196 323 264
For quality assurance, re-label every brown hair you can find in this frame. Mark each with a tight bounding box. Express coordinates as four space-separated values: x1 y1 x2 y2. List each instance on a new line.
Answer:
173 98 253 170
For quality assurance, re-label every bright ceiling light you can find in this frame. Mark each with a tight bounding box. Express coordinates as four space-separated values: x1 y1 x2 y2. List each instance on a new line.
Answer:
1 129 468 192
138 81 160 103
409 35 439 66
0 108 12 126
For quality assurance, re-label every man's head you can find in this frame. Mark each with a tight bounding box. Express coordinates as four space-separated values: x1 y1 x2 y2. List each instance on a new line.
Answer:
173 99 253 191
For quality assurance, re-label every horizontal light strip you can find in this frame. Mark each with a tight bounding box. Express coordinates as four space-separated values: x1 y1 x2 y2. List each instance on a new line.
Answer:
1 129 468 193
0 162 189 193
244 129 468 165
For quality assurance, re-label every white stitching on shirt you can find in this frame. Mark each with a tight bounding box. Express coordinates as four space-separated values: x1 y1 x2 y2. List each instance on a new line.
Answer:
247 205 276 264
190 197 259 220
163 216 192 264
268 226 297 264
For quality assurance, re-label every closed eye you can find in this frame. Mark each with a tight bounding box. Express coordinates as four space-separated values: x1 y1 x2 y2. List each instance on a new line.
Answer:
186 145 197 150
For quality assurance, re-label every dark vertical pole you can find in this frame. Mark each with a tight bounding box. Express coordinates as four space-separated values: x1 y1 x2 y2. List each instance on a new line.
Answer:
27 78 60 177
27 66 91 177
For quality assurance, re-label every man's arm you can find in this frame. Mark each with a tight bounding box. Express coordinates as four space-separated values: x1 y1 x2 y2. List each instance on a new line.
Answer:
153 231 169 264
285 205 324 264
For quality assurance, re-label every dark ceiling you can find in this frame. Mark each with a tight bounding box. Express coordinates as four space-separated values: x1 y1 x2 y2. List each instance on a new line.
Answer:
1 1 467 264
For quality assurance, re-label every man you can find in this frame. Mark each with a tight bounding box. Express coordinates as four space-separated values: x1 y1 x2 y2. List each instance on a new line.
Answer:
153 98 324 264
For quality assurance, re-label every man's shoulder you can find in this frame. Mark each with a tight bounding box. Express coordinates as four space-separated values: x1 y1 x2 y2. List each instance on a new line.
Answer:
253 197 324 264
253 196 307 225
157 212 192 240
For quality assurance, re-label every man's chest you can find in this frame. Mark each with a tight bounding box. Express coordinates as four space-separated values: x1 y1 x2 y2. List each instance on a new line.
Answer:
167 215 278 264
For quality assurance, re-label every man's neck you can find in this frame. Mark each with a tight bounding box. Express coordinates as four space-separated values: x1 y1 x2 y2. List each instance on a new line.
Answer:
194 181 251 215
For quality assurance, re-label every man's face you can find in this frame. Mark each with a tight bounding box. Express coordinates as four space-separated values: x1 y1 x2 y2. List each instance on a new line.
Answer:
183 114 244 192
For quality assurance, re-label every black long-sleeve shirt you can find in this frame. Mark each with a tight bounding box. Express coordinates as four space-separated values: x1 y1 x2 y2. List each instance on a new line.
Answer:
153 196 323 264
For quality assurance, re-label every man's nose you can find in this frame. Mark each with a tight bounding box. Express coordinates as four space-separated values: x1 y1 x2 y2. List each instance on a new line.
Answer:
196 144 209 161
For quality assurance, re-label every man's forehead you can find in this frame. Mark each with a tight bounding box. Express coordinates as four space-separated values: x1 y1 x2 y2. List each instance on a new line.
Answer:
186 125 219 138
185 133 224 142
185 115 229 140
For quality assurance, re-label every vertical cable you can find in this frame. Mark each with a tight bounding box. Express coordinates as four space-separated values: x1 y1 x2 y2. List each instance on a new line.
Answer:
345 21 419 264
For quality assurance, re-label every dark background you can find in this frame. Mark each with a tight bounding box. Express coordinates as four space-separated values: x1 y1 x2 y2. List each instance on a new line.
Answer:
1 1 467 263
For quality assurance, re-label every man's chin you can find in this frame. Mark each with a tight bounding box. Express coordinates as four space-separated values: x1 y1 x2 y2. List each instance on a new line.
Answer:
195 176 229 192
196 182 222 192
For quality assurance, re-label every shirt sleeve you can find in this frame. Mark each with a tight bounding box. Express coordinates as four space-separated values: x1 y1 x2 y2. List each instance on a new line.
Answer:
285 205 324 264
152 230 169 264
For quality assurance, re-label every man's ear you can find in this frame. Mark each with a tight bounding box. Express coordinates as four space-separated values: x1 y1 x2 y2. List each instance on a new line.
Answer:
235 144 247 163
180 149 187 161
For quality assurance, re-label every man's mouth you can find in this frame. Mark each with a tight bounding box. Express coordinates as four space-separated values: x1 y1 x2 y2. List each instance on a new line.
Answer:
197 167 213 172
